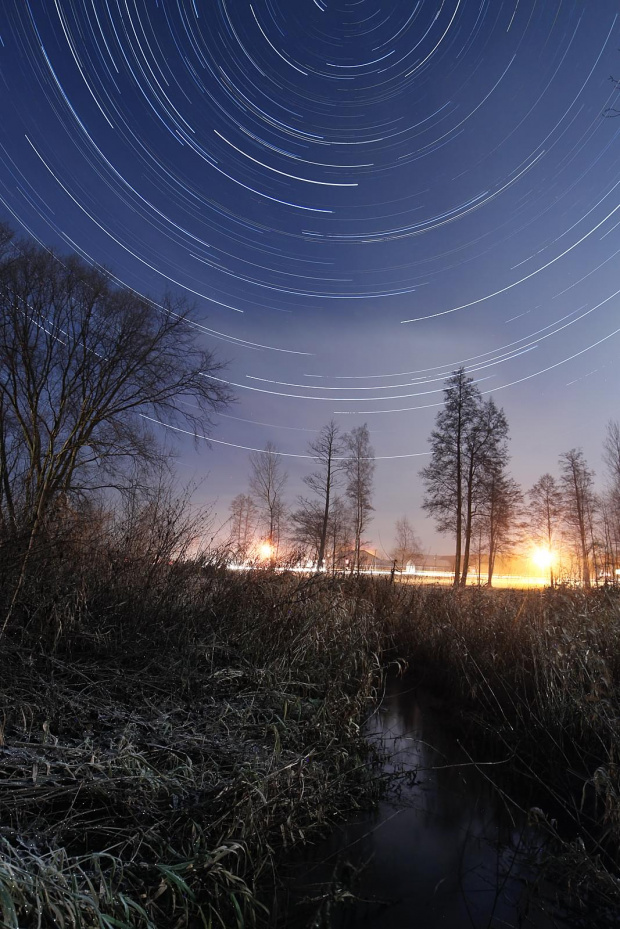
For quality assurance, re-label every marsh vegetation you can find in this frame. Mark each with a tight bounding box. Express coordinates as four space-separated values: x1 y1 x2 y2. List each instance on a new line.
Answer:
2 538 620 926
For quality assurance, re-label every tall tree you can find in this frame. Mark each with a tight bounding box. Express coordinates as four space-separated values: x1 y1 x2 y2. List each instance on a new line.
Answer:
248 441 288 553
528 474 564 586
460 397 509 586
421 369 509 587
0 230 231 541
302 421 345 570
421 369 480 587
602 421 620 579
390 516 423 572
344 424 375 573
480 469 522 586
229 493 258 559
559 448 597 587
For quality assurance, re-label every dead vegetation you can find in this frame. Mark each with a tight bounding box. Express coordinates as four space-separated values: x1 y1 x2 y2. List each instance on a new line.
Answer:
373 581 620 923
0 545 383 928
4 525 620 926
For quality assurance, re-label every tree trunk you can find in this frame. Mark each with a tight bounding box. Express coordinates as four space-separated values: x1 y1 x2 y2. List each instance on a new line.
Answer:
460 457 475 587
454 435 462 588
316 459 331 570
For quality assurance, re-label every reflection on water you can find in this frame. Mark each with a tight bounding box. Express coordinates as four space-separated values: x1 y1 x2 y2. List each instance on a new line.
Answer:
282 675 566 929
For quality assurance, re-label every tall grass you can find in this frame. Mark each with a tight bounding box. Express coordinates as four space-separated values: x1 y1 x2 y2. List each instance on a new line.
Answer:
371 581 620 920
4 524 620 925
0 543 384 928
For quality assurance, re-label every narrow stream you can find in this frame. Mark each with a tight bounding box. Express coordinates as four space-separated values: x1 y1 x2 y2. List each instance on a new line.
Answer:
281 674 567 928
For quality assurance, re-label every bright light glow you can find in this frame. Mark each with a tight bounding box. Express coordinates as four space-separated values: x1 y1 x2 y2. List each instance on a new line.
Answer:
259 542 274 561
531 545 555 570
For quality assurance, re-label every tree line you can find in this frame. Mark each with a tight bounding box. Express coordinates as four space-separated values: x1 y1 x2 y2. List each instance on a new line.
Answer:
0 222 418 581
230 420 427 574
2 222 616 587
229 421 386 573
231 364 620 587
420 367 620 587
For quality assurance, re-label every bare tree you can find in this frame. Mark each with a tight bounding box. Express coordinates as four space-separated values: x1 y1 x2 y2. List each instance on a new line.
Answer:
480 469 522 586
303 421 346 570
559 449 597 587
344 424 375 573
290 494 352 573
248 442 288 553
328 496 353 573
528 474 564 586
114 470 213 572
0 231 232 541
602 421 620 579
603 420 620 485
289 497 325 563
0 229 232 633
390 516 423 572
229 493 258 559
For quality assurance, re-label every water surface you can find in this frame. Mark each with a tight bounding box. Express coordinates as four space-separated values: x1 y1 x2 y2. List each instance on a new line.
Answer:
283 674 566 928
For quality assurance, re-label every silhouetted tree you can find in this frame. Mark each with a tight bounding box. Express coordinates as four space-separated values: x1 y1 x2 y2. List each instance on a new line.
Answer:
390 516 423 572
528 474 564 586
559 448 597 587
289 498 325 563
344 424 375 573
229 493 258 558
421 369 509 587
302 421 346 570
248 441 288 553
460 397 509 586
0 228 231 541
604 421 620 485
480 469 522 586
421 369 479 586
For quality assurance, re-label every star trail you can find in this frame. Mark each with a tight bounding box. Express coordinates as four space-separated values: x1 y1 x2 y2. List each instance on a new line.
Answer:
1 0 619 548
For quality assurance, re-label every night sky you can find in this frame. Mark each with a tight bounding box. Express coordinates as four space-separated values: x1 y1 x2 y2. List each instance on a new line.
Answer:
1 1 619 554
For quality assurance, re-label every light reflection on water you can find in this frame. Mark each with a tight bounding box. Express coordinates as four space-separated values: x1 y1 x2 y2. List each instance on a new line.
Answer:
282 675 566 929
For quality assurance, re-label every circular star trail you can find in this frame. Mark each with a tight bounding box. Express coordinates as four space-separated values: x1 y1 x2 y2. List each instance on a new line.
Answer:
1 0 620 540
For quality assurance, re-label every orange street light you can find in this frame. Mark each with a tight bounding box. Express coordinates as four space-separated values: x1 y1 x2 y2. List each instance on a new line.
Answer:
531 545 555 571
531 544 557 586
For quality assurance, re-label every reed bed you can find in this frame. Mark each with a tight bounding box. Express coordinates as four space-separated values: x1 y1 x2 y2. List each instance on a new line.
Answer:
0 554 383 928
371 580 620 922
4 542 620 926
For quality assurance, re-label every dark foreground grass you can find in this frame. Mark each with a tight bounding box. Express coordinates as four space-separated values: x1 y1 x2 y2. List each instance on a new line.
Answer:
0 557 384 928
4 552 620 927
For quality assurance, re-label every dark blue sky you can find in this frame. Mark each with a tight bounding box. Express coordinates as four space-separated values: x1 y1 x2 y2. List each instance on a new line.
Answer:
1 0 619 553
